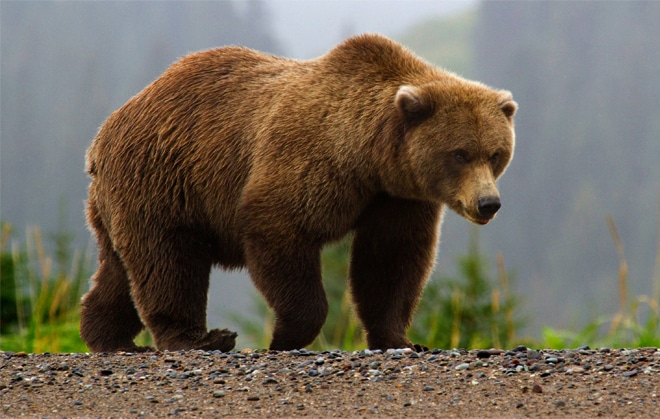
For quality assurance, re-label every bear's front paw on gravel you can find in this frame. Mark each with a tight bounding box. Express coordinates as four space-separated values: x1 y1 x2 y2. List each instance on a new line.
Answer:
197 328 237 352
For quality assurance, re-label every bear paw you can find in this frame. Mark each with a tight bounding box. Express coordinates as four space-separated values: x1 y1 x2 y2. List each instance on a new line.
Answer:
119 345 154 353
197 328 237 352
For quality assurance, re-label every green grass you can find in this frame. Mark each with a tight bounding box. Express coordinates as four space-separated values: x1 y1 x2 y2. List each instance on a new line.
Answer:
409 228 525 350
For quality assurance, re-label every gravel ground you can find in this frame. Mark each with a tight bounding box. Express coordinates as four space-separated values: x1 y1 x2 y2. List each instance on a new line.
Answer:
1 346 658 418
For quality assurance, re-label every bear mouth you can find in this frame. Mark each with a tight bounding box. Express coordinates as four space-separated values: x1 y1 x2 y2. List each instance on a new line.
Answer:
466 212 494 225
453 202 494 226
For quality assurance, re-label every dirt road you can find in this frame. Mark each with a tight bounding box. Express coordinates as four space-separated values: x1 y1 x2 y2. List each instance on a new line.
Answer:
1 347 658 417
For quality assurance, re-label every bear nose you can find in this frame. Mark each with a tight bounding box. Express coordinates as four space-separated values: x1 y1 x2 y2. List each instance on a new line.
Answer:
478 196 501 218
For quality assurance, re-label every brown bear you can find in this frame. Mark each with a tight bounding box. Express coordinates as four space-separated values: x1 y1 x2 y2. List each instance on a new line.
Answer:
80 33 517 353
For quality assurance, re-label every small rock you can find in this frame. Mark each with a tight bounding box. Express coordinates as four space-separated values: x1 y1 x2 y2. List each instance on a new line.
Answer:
455 363 470 371
566 366 584 374
247 396 260 401
532 384 543 393
623 369 638 377
423 385 434 391
213 391 225 398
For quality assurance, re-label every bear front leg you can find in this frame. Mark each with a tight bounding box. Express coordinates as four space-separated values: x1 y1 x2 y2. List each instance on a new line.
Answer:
244 238 328 351
121 230 236 352
350 196 441 351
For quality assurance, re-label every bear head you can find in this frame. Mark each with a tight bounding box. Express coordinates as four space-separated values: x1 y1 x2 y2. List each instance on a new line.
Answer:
394 80 517 225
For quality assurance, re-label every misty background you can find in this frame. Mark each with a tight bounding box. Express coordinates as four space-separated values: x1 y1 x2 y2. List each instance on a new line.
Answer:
2 1 659 347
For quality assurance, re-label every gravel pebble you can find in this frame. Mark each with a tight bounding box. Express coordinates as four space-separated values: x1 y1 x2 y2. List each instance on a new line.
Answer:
1 347 658 418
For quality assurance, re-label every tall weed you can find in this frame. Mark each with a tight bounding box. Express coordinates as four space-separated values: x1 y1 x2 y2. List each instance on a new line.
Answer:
409 228 525 349
0 222 92 352
541 214 660 349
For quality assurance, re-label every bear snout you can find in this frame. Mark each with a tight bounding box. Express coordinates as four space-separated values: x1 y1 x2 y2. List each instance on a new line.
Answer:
477 196 501 219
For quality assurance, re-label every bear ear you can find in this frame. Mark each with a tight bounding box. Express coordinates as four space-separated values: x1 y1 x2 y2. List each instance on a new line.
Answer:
497 90 517 119
395 85 434 122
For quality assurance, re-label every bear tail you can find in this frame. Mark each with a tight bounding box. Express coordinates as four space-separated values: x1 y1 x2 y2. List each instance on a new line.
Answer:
85 142 98 177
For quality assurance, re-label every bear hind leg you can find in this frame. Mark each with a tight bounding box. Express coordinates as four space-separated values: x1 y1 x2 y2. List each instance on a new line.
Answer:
80 207 148 352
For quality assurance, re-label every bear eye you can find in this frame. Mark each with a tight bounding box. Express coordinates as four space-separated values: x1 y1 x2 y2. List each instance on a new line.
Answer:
490 152 500 165
453 150 469 164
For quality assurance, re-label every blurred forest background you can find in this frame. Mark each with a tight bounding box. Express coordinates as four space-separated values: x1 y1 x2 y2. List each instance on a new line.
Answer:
2 1 659 349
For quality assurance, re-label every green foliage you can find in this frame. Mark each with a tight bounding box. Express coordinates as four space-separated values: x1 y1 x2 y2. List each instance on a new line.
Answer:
0 221 92 353
410 228 524 349
541 296 659 349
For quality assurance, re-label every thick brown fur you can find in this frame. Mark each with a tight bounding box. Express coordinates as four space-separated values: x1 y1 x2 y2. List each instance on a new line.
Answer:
80 34 517 352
